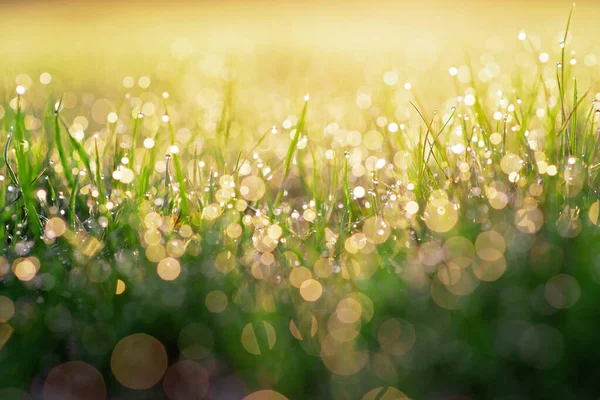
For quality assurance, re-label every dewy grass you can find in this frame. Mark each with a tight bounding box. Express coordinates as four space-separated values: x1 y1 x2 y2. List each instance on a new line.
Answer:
274 95 309 209
53 96 73 188
2 5 600 399
163 96 189 217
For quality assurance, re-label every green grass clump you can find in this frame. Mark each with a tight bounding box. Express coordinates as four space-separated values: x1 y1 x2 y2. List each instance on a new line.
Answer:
1 7 600 399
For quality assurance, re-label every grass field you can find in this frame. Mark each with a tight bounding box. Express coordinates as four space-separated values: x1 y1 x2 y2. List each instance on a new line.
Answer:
1 1 600 399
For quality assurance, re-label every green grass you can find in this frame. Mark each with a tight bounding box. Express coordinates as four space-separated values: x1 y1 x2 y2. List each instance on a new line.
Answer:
1 7 600 399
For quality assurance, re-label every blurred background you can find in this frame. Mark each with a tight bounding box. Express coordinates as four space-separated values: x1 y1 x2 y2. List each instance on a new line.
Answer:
0 0 598 94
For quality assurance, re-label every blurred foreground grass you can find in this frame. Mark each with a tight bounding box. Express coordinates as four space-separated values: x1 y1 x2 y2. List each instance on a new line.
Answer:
1 2 600 399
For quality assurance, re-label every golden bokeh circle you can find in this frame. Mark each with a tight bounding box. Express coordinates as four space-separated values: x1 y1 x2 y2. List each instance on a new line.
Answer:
111 333 168 390
424 199 458 233
300 279 323 302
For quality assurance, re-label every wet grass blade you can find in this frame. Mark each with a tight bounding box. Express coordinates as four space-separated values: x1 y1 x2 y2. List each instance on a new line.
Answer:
129 114 142 173
68 172 80 229
163 98 189 217
274 96 309 208
559 4 575 123
4 128 18 186
54 95 74 188
570 77 577 155
59 117 93 181
13 96 44 239
94 138 105 204
234 126 274 177
138 129 159 203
